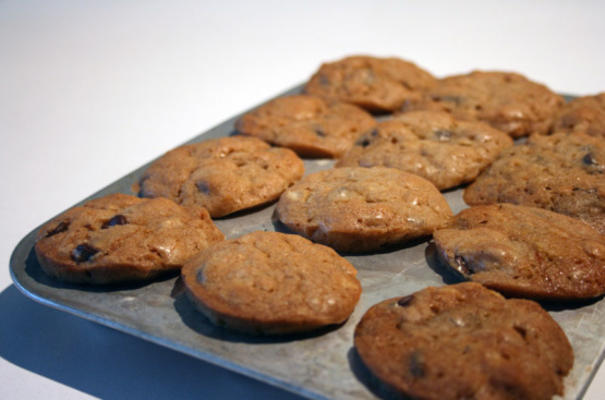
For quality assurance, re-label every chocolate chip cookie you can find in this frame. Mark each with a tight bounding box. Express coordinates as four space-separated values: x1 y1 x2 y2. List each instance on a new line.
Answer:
181 231 361 334
235 94 376 158
275 167 452 253
35 193 224 284
403 71 564 137
434 204 605 300
553 92 605 138
139 136 304 217
354 283 573 400
464 132 605 234
305 55 436 112
336 111 513 190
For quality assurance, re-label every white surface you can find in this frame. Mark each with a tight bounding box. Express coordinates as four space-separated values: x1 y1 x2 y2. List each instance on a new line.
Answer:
1 1 604 398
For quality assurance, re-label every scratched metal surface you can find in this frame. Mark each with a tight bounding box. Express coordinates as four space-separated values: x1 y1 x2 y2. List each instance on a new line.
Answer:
9 87 605 399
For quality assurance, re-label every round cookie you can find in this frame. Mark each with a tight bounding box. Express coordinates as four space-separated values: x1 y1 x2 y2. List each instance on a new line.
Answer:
354 283 574 400
552 92 605 138
235 94 376 158
35 193 224 284
403 71 564 137
434 204 605 300
275 167 452 253
336 111 513 190
464 132 605 234
139 136 304 218
181 231 361 335
304 55 436 112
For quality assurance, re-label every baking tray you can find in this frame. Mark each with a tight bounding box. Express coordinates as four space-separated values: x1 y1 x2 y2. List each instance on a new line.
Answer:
9 85 605 399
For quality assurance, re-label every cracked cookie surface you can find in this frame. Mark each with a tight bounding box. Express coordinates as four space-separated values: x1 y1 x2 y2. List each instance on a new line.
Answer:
434 204 605 300
181 231 361 334
305 55 436 112
354 283 573 400
337 111 513 190
275 167 452 253
236 94 376 158
464 132 605 234
403 71 563 137
139 136 304 217
35 193 224 284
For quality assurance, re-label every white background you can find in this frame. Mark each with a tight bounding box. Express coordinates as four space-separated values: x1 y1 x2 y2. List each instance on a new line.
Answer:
1 1 604 398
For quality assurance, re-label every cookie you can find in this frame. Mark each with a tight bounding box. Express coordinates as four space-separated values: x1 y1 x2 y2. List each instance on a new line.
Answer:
139 136 304 217
434 204 605 300
275 167 452 253
552 92 605 138
403 71 564 137
464 132 605 234
235 94 376 158
354 282 574 400
336 111 513 190
35 193 224 284
181 231 361 334
304 55 436 112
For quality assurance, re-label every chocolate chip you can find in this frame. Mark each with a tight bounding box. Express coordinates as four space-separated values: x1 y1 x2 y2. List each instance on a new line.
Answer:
71 244 99 263
46 221 69 237
102 214 127 229
455 255 471 275
314 128 326 137
434 130 452 141
196 181 211 195
397 295 414 307
583 153 598 166
355 136 371 147
409 351 425 378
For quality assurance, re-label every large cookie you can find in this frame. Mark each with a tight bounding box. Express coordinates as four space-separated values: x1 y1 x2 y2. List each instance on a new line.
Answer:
235 94 376 158
275 167 452 253
434 204 605 300
403 71 564 137
336 111 513 190
181 231 361 334
304 55 436 112
464 132 605 234
552 92 605 138
35 193 224 284
354 283 574 400
139 136 304 217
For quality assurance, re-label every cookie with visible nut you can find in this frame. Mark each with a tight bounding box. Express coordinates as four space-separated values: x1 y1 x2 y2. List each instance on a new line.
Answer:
354 283 573 400
464 132 605 234
35 193 224 284
337 111 513 190
434 204 605 300
552 92 605 138
236 94 376 158
305 55 436 112
181 231 361 335
403 71 564 137
139 136 304 217
275 167 452 253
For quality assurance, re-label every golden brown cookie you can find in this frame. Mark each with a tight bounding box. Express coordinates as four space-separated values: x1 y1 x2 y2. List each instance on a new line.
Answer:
336 111 513 190
553 92 605 138
434 204 605 300
235 94 376 158
404 71 564 137
305 55 436 112
138 136 304 217
275 167 452 253
464 132 605 234
354 283 574 400
35 193 224 284
181 231 361 334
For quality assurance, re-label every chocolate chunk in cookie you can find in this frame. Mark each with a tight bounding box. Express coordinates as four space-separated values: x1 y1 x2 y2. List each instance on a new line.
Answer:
275 167 452 253
181 231 361 334
139 136 304 217
35 193 224 284
355 283 573 400
434 204 605 300
337 111 513 190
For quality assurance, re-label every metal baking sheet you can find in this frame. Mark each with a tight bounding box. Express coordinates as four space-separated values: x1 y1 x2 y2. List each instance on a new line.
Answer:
9 86 605 399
